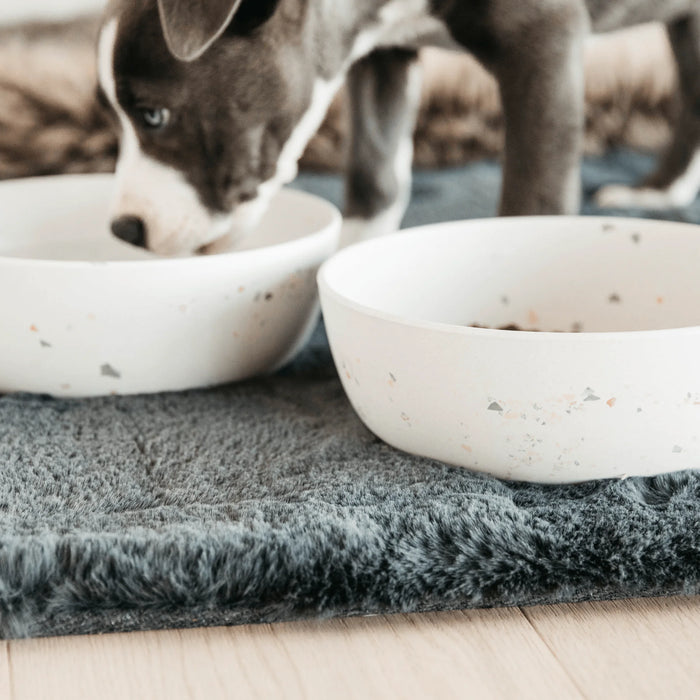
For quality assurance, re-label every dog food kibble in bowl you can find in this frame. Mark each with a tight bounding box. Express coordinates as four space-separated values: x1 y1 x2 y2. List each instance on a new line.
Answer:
0 174 340 396
319 216 700 484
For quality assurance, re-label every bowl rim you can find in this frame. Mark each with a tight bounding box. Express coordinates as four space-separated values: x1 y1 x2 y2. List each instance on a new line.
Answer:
0 174 342 270
318 215 700 341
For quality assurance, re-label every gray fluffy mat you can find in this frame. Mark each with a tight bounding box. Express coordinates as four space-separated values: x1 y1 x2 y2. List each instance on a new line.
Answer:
2 152 700 639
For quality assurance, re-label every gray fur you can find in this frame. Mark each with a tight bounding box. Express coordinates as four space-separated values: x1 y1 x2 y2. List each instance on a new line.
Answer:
157 0 247 62
490 1 587 215
346 0 700 219
329 0 700 219
427 0 700 215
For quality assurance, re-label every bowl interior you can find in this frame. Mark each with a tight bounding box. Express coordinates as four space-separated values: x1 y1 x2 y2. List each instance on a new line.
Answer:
321 217 700 333
0 174 337 262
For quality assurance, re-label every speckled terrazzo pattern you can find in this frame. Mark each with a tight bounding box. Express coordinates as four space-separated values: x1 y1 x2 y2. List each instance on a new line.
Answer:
1 154 699 639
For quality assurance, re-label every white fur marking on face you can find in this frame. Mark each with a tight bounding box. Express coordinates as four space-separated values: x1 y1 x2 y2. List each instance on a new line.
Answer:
228 77 345 246
595 151 700 210
98 19 232 255
270 78 343 189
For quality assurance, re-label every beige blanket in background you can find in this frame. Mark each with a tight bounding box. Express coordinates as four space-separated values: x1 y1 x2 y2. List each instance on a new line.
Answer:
0 19 678 180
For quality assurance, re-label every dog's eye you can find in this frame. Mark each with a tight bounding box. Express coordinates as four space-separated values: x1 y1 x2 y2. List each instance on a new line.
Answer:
139 108 170 130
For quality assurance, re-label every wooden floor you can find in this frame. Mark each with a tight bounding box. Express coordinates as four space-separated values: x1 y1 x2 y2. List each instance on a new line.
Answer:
2 596 700 699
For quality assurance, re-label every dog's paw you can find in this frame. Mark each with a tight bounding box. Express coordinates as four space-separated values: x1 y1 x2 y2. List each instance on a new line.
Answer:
340 209 403 249
594 184 690 210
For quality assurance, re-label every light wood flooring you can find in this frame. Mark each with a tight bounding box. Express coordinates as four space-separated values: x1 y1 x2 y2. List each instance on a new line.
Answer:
2 595 699 699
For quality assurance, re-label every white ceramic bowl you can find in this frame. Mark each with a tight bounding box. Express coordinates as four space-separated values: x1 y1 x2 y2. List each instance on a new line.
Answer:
0 174 340 396
319 216 700 484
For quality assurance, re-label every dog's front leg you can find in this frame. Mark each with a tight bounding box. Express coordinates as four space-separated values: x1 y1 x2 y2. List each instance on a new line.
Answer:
492 2 588 215
596 12 700 210
340 48 421 248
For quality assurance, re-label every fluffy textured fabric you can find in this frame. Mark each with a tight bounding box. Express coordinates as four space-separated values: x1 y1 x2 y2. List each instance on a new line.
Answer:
0 18 678 178
1 153 699 640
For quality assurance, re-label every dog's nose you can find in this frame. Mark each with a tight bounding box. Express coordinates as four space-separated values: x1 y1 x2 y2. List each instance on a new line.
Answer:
111 216 147 248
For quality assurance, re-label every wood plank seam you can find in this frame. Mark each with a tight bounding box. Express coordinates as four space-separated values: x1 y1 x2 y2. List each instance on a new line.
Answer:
6 642 15 700
518 606 589 700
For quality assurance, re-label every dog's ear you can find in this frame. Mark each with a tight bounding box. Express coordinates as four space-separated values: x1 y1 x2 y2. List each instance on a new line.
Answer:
157 0 280 62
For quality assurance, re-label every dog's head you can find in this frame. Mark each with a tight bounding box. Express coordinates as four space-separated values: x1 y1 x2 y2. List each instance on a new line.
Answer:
98 0 339 255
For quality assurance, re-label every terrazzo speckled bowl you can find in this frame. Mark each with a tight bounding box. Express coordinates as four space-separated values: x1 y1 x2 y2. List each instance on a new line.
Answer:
0 174 340 396
319 216 700 484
